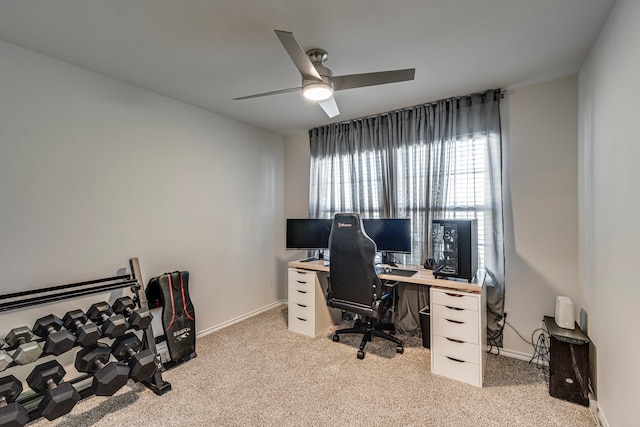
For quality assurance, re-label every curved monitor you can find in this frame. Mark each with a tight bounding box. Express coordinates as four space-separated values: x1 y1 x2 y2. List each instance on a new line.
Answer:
362 218 412 254
286 219 333 250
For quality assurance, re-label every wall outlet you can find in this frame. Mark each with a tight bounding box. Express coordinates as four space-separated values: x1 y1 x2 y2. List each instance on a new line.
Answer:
268 277 274 288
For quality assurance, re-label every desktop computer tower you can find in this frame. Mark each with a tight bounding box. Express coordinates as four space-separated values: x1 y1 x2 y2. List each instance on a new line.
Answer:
432 219 478 282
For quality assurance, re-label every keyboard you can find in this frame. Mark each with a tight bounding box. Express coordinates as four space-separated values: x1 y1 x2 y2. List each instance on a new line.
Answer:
375 267 418 277
388 268 418 277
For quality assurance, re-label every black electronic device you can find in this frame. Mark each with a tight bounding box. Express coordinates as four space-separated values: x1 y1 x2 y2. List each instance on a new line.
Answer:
286 219 333 257
543 316 589 406
432 219 478 282
286 217 412 263
362 218 412 264
375 266 417 277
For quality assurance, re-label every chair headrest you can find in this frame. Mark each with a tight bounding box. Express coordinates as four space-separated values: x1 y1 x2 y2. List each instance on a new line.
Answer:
332 213 363 232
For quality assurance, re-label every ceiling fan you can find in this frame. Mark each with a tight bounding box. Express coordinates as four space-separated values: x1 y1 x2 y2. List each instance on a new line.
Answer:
233 30 416 118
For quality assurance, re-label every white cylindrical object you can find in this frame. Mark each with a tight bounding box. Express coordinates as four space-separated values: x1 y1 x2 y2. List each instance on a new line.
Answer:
554 296 575 330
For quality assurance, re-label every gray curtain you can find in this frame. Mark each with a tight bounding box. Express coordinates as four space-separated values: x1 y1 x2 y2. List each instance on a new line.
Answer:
309 89 504 344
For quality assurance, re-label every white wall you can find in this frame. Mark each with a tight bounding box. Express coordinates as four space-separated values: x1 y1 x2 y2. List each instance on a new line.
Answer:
578 0 640 424
284 133 311 220
0 40 286 340
283 133 312 266
283 77 581 359
502 76 580 356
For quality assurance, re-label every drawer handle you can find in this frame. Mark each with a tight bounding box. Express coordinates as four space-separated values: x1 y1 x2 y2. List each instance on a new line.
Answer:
296 317 307 322
445 305 464 311
296 290 307 294
296 303 307 308
445 319 464 324
446 356 465 363
446 337 464 344
445 293 463 297
297 280 307 284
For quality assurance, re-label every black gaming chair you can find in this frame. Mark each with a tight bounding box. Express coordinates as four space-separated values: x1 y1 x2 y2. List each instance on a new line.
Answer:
326 213 404 359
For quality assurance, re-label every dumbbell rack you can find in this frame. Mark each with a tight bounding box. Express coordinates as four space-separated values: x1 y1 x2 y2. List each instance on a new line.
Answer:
0 257 171 423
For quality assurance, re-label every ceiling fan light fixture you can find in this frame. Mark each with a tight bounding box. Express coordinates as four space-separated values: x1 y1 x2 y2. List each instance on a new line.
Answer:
303 82 333 101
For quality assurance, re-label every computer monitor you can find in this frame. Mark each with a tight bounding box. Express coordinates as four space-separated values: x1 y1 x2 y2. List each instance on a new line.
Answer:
286 219 333 253
362 218 412 264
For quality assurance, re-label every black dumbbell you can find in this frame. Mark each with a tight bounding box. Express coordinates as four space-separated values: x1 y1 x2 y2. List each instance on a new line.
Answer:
32 315 76 356
112 297 153 330
112 333 157 383
75 344 130 396
87 302 128 338
0 375 29 427
26 360 80 421
4 327 42 365
62 310 101 347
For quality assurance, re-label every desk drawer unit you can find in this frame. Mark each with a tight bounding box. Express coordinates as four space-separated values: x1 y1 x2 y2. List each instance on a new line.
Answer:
430 287 486 387
287 268 341 337
288 301 316 336
431 305 479 344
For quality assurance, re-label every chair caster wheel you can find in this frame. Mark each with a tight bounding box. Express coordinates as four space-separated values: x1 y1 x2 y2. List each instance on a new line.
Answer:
332 335 339 342
357 351 365 360
397 346 404 354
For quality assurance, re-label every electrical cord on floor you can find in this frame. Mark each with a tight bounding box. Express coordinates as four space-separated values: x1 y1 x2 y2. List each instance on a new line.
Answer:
487 311 551 384
529 328 550 365
487 310 507 355
530 327 550 384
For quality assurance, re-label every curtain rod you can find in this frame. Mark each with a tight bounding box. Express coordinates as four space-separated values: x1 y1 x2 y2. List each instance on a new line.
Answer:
323 89 507 127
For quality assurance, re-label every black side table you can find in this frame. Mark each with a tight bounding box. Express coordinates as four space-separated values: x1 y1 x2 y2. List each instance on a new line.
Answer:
543 316 590 406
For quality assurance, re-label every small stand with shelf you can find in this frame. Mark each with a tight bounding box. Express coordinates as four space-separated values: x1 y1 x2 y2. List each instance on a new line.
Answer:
543 316 589 406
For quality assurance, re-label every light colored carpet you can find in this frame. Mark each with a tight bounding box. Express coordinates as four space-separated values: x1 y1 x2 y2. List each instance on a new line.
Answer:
28 305 595 426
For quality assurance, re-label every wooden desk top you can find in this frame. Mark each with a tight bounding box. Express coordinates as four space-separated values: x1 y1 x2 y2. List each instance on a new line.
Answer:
288 259 484 293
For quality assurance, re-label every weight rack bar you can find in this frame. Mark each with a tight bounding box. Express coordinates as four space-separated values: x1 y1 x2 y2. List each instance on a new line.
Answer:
0 280 138 313
0 274 131 301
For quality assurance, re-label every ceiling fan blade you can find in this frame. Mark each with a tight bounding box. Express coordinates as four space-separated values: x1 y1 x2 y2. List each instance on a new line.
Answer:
233 87 300 100
318 96 340 118
274 30 323 81
332 68 415 91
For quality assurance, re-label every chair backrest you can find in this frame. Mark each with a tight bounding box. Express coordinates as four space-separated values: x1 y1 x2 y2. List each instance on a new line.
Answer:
328 213 380 308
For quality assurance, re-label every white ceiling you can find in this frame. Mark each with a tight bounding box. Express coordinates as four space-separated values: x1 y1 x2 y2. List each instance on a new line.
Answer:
0 0 616 136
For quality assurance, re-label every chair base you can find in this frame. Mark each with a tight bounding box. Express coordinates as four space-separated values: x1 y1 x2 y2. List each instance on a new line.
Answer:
333 318 404 359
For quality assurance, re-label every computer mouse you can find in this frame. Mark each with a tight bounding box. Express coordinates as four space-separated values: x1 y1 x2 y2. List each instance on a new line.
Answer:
383 267 392 274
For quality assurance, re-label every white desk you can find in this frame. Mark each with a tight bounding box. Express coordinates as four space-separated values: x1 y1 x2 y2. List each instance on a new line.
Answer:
287 259 486 387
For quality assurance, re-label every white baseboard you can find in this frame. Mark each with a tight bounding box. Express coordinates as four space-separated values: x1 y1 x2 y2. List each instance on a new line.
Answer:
196 300 286 339
490 346 549 366
597 408 609 427
588 394 609 427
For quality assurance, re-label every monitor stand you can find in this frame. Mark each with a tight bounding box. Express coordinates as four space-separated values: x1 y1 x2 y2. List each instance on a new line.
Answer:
301 250 325 262
380 252 397 267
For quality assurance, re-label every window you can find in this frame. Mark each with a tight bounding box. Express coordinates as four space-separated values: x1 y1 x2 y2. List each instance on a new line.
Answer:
310 134 497 269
